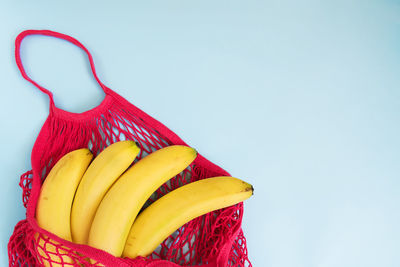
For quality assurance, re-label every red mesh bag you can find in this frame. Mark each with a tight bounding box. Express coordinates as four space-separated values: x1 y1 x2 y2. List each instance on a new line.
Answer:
8 30 251 267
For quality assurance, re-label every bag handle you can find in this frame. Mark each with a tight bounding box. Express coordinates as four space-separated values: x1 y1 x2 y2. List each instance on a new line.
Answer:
15 29 110 106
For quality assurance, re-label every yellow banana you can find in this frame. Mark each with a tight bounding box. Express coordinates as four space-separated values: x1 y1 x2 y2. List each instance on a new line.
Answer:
122 176 253 259
34 233 76 267
71 140 140 244
35 148 93 266
88 145 197 257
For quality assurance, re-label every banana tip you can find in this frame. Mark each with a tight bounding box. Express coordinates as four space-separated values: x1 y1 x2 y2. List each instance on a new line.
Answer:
245 185 254 195
135 141 140 148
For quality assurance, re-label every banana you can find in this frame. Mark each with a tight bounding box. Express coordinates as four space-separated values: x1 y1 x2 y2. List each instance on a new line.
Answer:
34 233 75 267
71 140 140 244
36 148 93 242
122 176 253 259
88 145 197 257
35 148 93 266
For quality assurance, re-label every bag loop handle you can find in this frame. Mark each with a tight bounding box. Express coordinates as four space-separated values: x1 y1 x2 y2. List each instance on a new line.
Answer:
15 29 110 106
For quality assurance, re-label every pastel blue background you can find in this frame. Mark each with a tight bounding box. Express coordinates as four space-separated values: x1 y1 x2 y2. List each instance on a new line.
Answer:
1 1 399 266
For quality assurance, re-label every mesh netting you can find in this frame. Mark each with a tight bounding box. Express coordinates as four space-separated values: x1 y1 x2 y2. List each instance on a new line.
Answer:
8 90 251 267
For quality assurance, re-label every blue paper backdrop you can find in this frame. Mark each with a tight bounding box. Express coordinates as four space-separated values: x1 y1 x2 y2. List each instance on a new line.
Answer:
1 1 400 266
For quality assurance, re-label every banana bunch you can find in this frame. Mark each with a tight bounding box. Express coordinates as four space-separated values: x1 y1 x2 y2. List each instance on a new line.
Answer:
35 140 253 265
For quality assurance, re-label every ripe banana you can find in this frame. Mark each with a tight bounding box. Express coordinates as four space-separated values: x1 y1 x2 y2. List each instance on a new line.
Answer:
35 233 75 267
122 176 253 259
35 148 93 266
71 140 140 244
88 145 197 257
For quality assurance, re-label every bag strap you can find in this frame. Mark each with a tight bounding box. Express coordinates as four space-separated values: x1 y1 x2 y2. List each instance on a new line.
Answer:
15 29 110 107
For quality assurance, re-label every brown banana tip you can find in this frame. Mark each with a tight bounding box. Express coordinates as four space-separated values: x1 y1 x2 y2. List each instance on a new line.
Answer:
244 185 254 196
135 141 140 148
246 185 254 195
